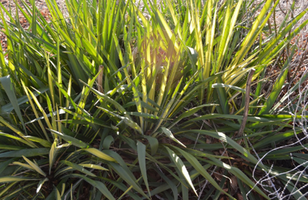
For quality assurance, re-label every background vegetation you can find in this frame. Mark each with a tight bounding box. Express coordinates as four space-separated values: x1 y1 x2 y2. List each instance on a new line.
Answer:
0 0 308 199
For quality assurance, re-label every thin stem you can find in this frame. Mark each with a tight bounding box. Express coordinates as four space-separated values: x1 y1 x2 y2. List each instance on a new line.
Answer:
238 69 255 137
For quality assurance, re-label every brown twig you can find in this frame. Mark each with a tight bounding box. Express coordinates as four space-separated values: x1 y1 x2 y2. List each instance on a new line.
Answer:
97 65 104 93
278 1 287 16
238 69 255 137
273 0 278 37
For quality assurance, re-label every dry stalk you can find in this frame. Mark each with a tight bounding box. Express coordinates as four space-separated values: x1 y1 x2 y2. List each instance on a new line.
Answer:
97 65 104 93
238 69 255 137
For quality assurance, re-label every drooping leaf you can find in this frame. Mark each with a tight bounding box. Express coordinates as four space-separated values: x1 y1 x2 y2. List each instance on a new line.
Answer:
49 129 88 148
161 127 186 148
137 141 150 196
22 156 46 177
0 148 49 158
61 160 96 177
69 174 115 200
165 146 197 196
0 76 26 132
83 148 116 162
0 176 39 183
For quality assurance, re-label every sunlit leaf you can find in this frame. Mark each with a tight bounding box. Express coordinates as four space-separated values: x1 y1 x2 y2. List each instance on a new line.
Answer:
83 148 116 162
165 146 197 196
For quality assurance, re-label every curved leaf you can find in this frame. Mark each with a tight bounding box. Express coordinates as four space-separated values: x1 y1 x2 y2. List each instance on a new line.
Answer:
83 148 116 162
165 146 197 196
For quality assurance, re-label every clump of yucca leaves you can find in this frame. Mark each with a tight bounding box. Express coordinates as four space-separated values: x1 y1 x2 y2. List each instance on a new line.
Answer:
0 0 308 199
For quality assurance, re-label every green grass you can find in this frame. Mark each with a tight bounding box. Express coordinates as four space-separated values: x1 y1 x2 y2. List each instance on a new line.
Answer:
0 0 308 199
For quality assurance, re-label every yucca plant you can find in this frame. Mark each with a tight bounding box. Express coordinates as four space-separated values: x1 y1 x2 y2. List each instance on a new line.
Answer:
1 0 308 199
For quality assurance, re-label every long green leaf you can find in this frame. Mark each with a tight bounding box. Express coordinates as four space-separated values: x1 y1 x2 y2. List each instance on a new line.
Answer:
109 162 149 199
0 76 26 133
0 75 27 132
185 129 266 169
49 129 88 148
137 141 150 196
83 148 116 162
0 158 15 175
79 163 108 171
70 174 115 200
172 146 235 199
161 127 186 148
22 155 46 177
0 148 49 158
258 51 293 115
0 176 39 183
61 160 96 177
165 146 197 196
208 158 270 199
49 138 58 174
